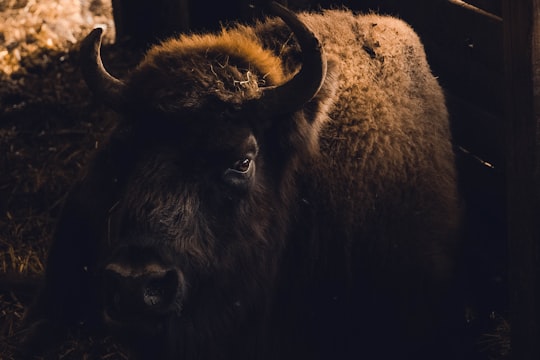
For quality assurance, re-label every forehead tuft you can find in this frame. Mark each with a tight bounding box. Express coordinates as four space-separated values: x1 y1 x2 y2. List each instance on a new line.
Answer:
127 28 287 112
149 28 286 85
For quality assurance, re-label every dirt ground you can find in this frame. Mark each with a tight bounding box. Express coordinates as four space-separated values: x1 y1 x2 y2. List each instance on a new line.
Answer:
0 0 510 359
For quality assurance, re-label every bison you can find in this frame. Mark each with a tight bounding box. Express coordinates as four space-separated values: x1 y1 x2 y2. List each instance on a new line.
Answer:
23 2 461 359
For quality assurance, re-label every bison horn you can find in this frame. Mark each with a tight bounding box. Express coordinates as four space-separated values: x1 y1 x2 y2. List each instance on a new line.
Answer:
261 2 327 112
80 28 127 110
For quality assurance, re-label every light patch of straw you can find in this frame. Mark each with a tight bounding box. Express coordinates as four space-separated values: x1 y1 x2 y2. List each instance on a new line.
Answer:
0 0 115 76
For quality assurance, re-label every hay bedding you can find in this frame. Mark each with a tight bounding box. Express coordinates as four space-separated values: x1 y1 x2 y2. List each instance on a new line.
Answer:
0 0 131 358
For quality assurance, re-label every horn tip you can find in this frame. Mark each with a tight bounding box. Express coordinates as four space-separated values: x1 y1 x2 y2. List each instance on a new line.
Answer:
80 28 105 53
89 27 104 41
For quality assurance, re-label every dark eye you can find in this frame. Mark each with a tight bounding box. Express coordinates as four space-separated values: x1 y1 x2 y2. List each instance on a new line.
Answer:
232 158 251 173
223 157 254 189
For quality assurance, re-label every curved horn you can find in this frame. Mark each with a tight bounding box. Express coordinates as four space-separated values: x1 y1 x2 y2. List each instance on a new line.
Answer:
261 2 327 112
80 28 127 110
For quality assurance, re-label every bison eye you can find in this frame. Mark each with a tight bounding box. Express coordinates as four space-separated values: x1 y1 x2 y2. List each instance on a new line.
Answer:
232 158 251 173
223 157 255 189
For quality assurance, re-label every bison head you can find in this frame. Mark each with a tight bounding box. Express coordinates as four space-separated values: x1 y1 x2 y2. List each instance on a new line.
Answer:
81 2 327 114
77 3 337 352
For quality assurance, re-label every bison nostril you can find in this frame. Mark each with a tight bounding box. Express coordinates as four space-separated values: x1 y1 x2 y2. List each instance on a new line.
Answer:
143 270 180 308
104 289 126 321
144 283 165 306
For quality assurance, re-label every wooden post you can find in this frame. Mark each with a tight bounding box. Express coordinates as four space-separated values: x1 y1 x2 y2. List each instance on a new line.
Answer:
502 0 540 359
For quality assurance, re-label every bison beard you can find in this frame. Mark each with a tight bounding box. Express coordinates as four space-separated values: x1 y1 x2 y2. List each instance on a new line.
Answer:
22 2 461 360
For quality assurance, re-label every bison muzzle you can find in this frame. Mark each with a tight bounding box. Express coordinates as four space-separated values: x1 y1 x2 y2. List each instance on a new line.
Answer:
101 245 186 329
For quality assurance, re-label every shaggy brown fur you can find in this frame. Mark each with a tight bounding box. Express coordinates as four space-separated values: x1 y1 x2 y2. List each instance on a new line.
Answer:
24 7 460 360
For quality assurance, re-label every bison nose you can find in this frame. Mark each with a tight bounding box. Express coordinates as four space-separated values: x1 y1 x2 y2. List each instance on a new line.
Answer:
102 263 184 322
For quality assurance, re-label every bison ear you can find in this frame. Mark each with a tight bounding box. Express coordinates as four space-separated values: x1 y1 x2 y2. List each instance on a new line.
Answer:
300 57 339 126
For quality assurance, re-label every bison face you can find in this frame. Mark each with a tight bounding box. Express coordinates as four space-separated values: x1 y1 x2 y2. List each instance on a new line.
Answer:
97 120 279 337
